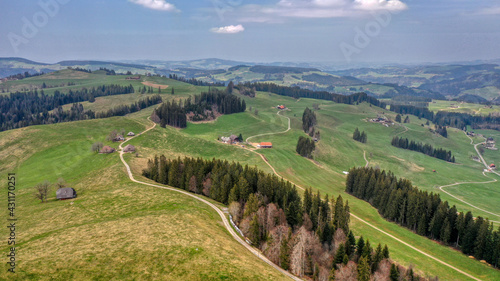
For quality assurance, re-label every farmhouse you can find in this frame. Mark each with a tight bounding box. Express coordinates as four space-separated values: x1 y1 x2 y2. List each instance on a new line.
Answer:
100 146 115 154
127 132 135 136
276 105 286 110
490 164 496 169
259 142 273 148
114 135 125 142
123 144 136 153
126 76 141 80
56 187 77 200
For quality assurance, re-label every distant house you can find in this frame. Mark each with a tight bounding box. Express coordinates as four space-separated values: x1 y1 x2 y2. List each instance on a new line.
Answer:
229 135 239 143
56 187 77 200
127 132 135 137
114 135 125 142
490 164 496 169
123 144 136 153
126 76 141 80
100 146 116 154
277 105 286 110
259 142 273 148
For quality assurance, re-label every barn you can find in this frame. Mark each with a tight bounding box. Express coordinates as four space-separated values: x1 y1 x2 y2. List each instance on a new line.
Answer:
259 142 273 148
123 144 136 153
56 187 77 200
100 146 116 154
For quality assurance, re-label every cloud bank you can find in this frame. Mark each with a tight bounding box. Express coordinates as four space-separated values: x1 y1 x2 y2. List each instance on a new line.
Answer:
210 25 245 34
129 0 179 12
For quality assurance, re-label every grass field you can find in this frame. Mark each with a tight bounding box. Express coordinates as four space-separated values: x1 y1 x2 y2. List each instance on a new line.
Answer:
429 100 500 116
2 71 500 280
0 115 288 281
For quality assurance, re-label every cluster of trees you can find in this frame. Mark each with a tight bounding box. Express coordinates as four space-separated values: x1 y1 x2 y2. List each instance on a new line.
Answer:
72 67 92 73
240 82 386 108
346 167 500 268
395 114 410 123
231 82 256 98
34 178 67 203
168 74 225 87
434 125 448 138
184 88 246 116
153 100 187 128
391 136 455 163
302 107 317 136
98 67 116 75
137 85 157 94
296 136 316 159
153 88 246 127
142 155 427 280
353 128 367 143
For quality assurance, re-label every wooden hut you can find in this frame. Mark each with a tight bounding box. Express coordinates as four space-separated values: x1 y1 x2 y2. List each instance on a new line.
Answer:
123 144 136 153
100 146 116 154
56 187 77 200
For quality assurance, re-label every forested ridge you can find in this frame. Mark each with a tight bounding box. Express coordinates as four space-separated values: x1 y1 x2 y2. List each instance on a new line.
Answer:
241 82 386 108
0 84 135 131
391 136 455 163
346 167 500 268
142 155 430 280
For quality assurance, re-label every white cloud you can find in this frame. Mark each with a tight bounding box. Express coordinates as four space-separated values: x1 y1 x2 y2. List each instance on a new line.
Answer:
210 25 245 34
237 0 407 20
354 0 407 12
129 0 179 12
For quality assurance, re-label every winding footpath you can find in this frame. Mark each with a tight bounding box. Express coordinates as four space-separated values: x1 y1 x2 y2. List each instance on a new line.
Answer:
246 110 291 143
118 118 301 281
243 112 482 281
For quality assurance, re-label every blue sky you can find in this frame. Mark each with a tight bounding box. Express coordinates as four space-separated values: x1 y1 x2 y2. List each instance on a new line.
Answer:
0 0 499 65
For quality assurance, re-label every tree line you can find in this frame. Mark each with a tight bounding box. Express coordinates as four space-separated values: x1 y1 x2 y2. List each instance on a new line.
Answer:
346 167 500 268
391 136 455 163
241 82 386 108
142 155 429 280
0 84 135 131
296 136 316 159
153 88 246 128
168 74 225 87
390 104 500 131
353 128 367 143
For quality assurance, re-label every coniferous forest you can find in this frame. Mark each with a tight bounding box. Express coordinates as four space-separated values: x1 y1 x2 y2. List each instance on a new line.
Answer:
142 155 430 280
346 167 500 268
391 136 455 163
153 88 246 128
0 84 135 131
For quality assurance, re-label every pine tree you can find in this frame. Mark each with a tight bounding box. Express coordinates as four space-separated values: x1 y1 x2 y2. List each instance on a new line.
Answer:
395 114 402 123
249 214 260 245
390 264 400 281
328 266 336 281
382 244 390 259
335 243 346 267
279 234 290 270
171 87 174 95
357 256 371 281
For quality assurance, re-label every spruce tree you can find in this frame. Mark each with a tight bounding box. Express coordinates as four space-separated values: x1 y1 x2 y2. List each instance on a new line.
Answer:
357 256 371 281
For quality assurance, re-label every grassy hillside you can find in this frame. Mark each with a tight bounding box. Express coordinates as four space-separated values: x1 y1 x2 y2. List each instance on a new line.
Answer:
0 115 288 281
2 71 500 280
126 92 500 280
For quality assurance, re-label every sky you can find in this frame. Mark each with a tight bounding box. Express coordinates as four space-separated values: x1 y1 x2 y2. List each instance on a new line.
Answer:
0 0 499 65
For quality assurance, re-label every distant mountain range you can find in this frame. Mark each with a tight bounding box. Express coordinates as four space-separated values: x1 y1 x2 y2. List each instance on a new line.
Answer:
1 57 499 103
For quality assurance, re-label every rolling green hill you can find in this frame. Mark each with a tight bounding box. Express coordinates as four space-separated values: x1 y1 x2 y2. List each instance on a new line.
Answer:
1 70 500 280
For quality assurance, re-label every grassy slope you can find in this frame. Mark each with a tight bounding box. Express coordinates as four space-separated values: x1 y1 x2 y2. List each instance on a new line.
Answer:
126 91 500 280
0 114 287 280
2 72 500 279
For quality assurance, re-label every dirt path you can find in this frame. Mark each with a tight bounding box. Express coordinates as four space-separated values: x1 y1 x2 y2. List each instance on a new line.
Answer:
245 111 290 143
438 173 500 222
363 150 369 168
241 117 482 281
118 118 300 281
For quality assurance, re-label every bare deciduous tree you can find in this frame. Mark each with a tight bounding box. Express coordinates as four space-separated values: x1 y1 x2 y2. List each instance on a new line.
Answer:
55 178 67 189
34 181 51 203
91 142 103 153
